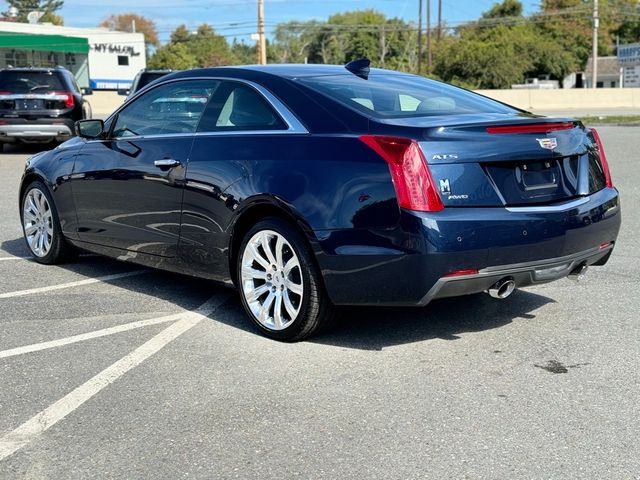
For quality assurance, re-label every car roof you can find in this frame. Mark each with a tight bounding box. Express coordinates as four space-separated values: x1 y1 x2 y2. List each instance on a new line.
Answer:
166 64 406 80
0 67 67 74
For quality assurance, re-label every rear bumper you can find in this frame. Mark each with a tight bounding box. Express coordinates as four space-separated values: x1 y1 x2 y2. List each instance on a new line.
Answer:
421 244 612 304
314 187 621 306
0 121 74 142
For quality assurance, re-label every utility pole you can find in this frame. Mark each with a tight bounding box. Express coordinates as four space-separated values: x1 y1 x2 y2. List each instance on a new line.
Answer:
437 0 442 41
257 0 267 65
417 0 423 74
426 0 432 74
592 0 598 88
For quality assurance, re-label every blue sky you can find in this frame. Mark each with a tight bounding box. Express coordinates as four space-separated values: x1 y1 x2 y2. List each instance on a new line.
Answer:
3 0 540 43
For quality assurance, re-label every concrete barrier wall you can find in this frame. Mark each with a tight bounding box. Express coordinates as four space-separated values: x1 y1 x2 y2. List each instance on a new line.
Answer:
476 88 640 111
87 88 640 117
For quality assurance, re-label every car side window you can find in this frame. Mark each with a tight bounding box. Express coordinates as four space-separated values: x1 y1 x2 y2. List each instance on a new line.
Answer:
111 80 218 138
198 82 287 132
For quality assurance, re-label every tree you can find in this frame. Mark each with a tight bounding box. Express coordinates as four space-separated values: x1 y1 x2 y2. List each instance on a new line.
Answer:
100 13 160 55
170 24 191 44
481 0 524 19
2 0 63 23
147 43 197 70
608 0 640 45
434 1 577 88
148 23 237 70
231 39 256 64
183 24 236 67
271 11 417 71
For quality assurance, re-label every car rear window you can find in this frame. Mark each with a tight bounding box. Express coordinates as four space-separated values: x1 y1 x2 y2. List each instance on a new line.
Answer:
0 71 65 93
137 73 169 90
297 72 517 118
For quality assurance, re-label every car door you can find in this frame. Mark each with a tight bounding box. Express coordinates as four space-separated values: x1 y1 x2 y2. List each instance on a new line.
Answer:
177 80 302 280
71 79 218 257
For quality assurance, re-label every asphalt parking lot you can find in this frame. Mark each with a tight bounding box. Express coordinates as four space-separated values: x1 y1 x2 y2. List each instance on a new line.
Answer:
0 128 638 479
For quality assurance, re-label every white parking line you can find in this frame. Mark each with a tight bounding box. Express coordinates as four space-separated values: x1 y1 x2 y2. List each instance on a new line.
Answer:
0 256 28 261
0 270 147 299
0 293 229 462
0 311 194 359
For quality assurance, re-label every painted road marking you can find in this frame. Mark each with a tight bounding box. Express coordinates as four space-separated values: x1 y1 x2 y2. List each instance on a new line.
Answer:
0 256 29 261
0 294 229 462
0 311 197 359
0 271 147 299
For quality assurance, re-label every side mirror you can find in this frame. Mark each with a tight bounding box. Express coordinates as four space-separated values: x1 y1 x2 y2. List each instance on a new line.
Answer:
81 87 93 96
117 88 130 96
75 119 104 139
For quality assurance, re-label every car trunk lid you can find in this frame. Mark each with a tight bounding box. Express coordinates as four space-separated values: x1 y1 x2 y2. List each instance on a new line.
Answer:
371 116 608 207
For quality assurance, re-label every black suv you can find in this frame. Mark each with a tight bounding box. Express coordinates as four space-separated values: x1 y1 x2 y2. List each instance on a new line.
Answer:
118 69 173 99
0 66 92 150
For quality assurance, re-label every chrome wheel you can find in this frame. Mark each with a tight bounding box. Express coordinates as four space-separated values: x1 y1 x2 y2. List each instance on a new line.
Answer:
23 188 54 258
240 230 304 331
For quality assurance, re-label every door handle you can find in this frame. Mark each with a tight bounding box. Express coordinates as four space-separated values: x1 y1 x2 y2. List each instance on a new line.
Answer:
154 158 182 170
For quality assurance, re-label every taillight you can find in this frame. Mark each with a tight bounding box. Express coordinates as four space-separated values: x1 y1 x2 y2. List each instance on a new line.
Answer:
359 135 444 212
53 91 75 109
590 128 613 188
486 122 574 134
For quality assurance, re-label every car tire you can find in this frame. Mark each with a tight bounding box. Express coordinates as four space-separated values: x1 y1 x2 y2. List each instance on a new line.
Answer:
82 102 92 120
237 217 336 341
21 180 76 264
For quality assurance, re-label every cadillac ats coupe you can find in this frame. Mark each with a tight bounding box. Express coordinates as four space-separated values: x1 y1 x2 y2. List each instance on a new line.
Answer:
20 61 621 341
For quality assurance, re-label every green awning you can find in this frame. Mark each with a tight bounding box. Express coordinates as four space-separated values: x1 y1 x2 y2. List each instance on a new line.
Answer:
0 33 89 54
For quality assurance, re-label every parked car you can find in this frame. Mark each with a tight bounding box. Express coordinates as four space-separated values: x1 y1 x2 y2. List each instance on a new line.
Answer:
0 66 92 150
19 61 621 341
118 69 173 99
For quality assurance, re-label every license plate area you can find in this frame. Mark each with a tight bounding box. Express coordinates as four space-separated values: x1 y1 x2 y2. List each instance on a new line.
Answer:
483 156 579 205
18 99 44 110
519 161 558 191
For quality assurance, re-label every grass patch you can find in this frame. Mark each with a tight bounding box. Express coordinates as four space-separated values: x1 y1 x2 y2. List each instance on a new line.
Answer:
577 115 640 125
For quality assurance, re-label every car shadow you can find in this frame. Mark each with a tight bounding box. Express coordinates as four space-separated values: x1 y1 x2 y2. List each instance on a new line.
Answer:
312 290 553 350
1 237 224 313
2 237 555 349
1 237 29 257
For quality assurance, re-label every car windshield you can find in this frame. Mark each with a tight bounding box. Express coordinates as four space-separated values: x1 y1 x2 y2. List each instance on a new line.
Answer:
137 73 169 91
297 72 517 118
0 71 64 93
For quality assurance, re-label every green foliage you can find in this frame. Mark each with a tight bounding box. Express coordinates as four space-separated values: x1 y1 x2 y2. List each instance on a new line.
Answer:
270 10 418 72
231 40 257 64
481 0 524 19
147 42 197 70
2 0 63 23
149 23 236 69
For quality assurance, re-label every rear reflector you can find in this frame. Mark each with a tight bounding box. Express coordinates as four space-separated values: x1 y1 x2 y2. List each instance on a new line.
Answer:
589 128 613 188
359 135 444 212
599 242 612 250
443 269 480 277
486 122 574 134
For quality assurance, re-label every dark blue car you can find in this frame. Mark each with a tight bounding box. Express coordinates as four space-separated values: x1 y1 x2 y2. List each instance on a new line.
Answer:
20 62 621 341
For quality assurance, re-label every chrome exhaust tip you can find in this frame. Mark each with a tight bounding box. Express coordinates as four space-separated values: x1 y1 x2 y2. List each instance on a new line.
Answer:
488 277 516 299
568 264 588 281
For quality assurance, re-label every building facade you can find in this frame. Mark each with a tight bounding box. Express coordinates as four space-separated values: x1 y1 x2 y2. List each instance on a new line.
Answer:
0 21 146 89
